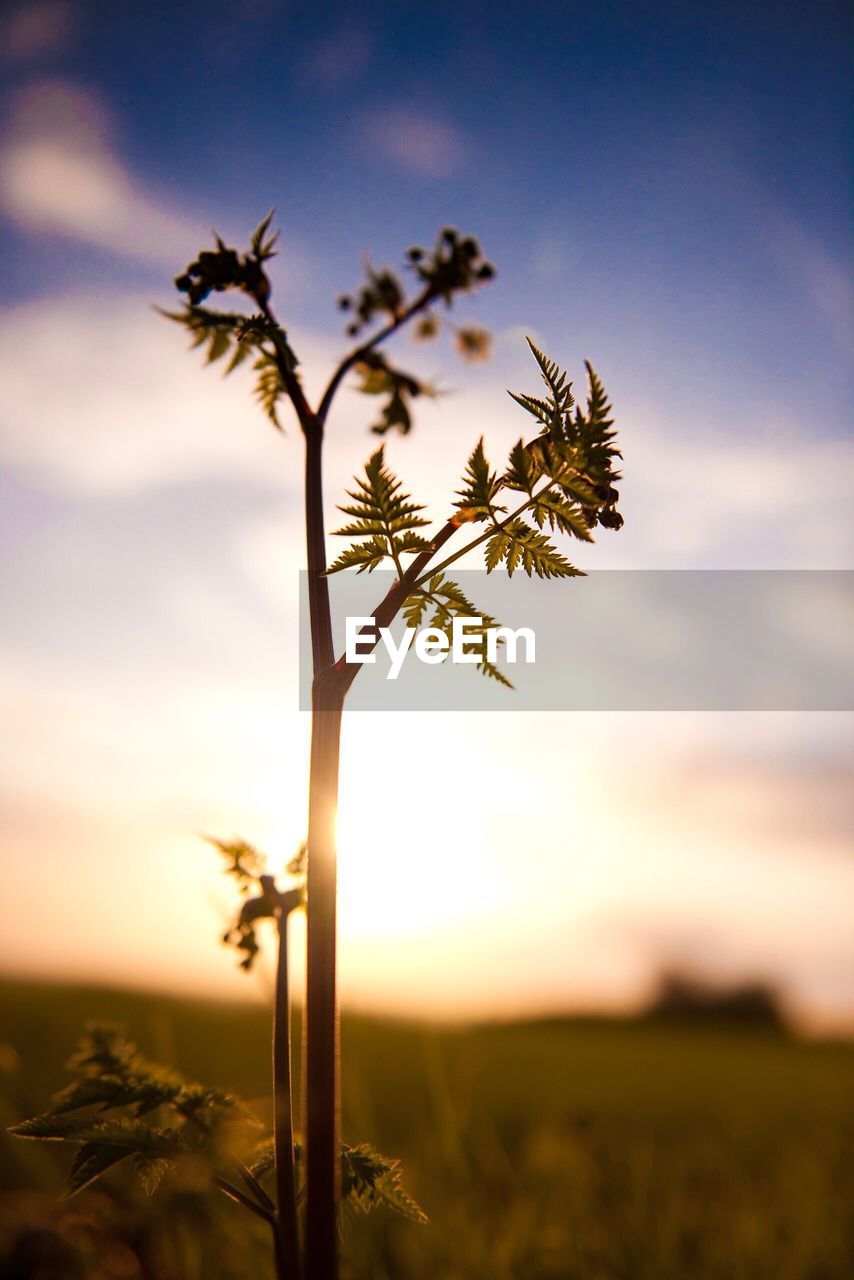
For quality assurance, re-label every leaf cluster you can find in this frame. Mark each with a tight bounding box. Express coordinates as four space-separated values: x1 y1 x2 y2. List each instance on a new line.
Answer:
162 214 301 430
209 836 306 971
327 447 431 574
508 340 623 531
402 571 513 687
452 341 624 576
9 1024 244 1196
9 1026 426 1227
160 301 297 431
340 1142 428 1224
174 210 278 306
406 226 495 305
355 350 431 436
338 225 495 339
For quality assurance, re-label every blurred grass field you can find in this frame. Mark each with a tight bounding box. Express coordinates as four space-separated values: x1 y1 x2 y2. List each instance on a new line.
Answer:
1 978 852 1279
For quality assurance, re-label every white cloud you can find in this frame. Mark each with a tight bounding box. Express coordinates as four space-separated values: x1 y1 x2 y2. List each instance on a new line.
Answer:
0 81 206 262
2 285 852 576
0 272 358 496
0 292 301 492
362 108 465 177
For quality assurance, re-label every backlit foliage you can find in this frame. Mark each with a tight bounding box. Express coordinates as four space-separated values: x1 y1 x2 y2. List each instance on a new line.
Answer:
11 213 623 1279
10 1024 423 1222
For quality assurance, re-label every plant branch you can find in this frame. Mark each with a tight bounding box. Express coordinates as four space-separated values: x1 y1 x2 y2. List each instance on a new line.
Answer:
256 295 335 673
232 1158 277 1215
412 476 564 586
214 1174 277 1226
316 285 437 425
328 450 570 693
258 301 315 435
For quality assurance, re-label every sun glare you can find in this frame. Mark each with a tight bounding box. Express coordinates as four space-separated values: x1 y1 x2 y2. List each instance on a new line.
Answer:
336 783 502 941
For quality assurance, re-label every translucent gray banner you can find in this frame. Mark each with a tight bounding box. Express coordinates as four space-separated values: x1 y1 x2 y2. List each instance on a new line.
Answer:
298 570 853 711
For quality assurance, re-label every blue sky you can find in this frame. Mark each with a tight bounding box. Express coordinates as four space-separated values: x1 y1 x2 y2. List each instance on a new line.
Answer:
3 0 851 408
0 0 852 1025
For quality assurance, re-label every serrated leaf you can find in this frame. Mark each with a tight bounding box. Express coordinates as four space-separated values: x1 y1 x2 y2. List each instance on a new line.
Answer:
531 493 594 542
503 438 541 496
67 1143 131 1195
340 1142 427 1225
454 438 504 523
326 537 391 574
485 520 582 579
329 449 431 574
253 352 285 430
526 338 575 412
205 328 231 364
410 573 514 688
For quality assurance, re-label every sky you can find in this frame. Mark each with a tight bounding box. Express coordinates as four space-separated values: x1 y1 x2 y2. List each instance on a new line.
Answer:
0 0 852 1029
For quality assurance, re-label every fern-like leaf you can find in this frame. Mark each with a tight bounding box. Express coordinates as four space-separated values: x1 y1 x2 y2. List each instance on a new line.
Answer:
485 520 583 579
454 438 505 523
404 573 514 687
341 1142 428 1224
530 492 594 542
507 342 624 533
329 448 431 574
159 305 298 433
252 350 286 430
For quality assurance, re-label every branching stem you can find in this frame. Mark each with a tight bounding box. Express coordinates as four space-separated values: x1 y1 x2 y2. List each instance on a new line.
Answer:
317 285 436 424
214 1175 277 1226
412 476 565 586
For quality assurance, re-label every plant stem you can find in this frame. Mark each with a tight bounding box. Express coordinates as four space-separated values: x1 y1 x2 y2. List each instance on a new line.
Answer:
305 428 335 671
273 909 301 1280
264 296 342 1278
214 1175 277 1225
268 284 445 1279
304 674 345 1280
302 413 342 1280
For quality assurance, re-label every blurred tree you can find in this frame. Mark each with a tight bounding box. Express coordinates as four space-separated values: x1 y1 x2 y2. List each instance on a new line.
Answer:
647 970 787 1031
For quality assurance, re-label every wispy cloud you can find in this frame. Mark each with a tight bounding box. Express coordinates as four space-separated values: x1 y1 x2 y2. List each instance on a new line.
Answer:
0 81 205 263
0 290 345 494
361 108 465 178
0 293 292 492
0 1 73 62
306 24 373 87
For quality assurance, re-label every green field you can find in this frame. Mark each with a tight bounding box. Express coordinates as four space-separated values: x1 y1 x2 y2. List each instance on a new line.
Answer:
1 979 852 1279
